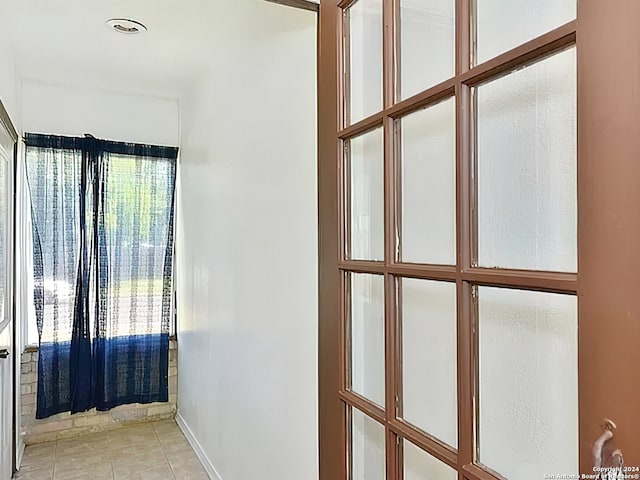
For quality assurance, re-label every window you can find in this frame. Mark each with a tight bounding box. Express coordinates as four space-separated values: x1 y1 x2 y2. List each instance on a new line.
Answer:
24 133 178 417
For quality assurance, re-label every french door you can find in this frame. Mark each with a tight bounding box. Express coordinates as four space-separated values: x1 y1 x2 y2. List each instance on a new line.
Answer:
0 100 17 480
318 0 640 478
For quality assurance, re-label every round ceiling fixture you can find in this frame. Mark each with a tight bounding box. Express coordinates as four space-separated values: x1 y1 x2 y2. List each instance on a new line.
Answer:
106 18 147 34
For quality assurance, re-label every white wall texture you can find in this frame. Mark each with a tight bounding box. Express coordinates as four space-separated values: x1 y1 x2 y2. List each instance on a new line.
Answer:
0 42 17 126
176 2 318 480
20 81 179 146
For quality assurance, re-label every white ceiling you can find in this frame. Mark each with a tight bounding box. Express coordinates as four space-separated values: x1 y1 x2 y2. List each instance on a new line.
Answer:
2 0 295 99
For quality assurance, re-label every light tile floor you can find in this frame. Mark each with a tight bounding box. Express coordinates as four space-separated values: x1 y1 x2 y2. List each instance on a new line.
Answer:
14 420 209 480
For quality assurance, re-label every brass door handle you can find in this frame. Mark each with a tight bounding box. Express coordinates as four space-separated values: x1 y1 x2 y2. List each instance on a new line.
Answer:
0 348 9 359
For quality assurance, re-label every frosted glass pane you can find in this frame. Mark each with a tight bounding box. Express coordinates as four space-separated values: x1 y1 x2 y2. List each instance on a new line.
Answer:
351 408 385 480
476 48 576 272
403 440 457 480
349 128 384 261
400 98 455 265
350 274 385 407
0 129 8 326
347 0 383 124
475 0 576 64
401 279 457 447
399 0 455 100
478 287 578 479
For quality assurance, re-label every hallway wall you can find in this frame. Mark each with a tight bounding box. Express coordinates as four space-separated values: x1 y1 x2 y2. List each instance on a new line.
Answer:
0 40 18 125
176 2 318 479
20 81 179 146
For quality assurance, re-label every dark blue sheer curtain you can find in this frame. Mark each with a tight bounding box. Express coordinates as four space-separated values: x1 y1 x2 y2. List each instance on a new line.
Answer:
26 136 83 417
25 133 177 419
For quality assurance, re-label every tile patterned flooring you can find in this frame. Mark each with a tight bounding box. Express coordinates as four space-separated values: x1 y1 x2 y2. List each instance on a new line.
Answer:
14 420 209 480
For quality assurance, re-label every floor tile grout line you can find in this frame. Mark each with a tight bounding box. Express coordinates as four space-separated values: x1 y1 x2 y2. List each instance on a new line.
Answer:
110 441 115 480
152 421 178 480
51 437 58 479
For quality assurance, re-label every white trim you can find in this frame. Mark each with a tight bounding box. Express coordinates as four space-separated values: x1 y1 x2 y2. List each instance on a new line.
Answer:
175 412 222 480
16 438 24 470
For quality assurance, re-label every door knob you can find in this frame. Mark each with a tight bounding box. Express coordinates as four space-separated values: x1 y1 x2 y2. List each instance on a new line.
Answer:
0 348 8 359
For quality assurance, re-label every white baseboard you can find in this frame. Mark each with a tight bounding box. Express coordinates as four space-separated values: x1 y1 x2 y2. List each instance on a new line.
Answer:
175 412 222 480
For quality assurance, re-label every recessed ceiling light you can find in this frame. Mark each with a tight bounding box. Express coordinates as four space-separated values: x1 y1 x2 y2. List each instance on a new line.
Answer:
106 18 147 34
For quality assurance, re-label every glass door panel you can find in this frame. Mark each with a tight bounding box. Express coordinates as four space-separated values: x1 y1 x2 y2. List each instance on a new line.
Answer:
474 0 576 63
397 0 455 100
398 98 456 265
403 439 457 480
346 128 385 261
348 273 385 407
400 278 457 447
476 47 577 273
477 286 578 478
345 0 383 124
349 407 386 480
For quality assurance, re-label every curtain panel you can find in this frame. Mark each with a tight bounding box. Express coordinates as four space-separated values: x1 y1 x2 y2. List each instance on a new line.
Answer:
25 133 178 418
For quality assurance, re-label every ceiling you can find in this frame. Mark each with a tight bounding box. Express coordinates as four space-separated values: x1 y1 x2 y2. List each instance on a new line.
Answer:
1 0 301 99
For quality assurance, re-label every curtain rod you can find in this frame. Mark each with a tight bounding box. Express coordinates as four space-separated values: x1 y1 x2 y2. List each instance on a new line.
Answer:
23 132 179 159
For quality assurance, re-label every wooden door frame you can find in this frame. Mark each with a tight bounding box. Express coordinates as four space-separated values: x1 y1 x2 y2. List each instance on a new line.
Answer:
318 0 640 478
577 0 640 471
318 1 344 477
264 0 320 12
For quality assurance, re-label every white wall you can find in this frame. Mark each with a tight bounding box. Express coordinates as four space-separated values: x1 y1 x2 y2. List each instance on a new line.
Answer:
176 2 317 480
21 81 179 146
0 42 17 126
